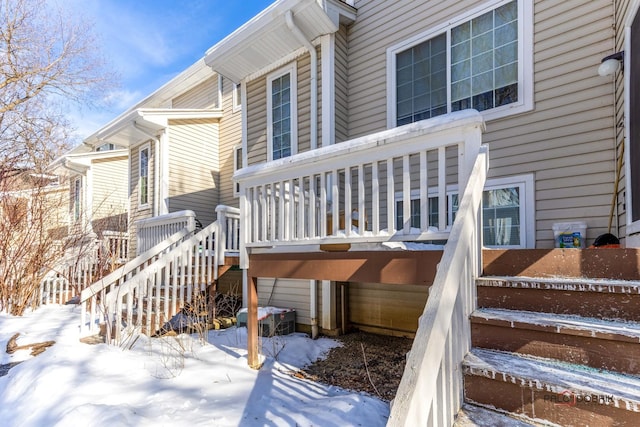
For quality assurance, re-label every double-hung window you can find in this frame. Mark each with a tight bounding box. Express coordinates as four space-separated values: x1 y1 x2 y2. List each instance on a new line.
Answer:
73 178 82 221
232 83 242 113
388 0 532 126
267 64 297 161
139 145 149 207
233 145 242 197
394 174 533 247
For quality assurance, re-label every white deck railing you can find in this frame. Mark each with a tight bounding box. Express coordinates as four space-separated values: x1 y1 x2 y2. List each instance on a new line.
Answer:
40 232 130 306
388 145 488 426
135 210 196 255
235 110 484 268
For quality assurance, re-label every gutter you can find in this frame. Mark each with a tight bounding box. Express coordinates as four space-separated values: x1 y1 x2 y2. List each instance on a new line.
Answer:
287 9 320 338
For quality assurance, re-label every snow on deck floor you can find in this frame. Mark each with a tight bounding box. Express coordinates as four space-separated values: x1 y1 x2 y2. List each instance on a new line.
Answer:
0 305 389 427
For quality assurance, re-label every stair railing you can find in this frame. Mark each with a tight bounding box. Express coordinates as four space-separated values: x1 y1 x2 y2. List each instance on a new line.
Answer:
388 145 488 426
79 227 192 337
103 220 218 345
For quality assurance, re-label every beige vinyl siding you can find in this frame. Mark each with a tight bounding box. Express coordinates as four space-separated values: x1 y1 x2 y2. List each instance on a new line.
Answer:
257 278 324 328
246 77 268 166
335 24 349 143
348 282 428 335
129 142 155 256
91 156 128 232
167 119 219 226
218 77 243 208
245 49 320 165
348 0 617 247
298 52 312 153
171 76 220 109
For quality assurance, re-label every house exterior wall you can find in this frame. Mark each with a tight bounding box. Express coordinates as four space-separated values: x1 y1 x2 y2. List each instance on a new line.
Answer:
167 118 219 226
218 77 243 208
335 23 350 143
129 141 155 256
257 278 324 329
344 0 617 248
348 282 428 335
172 76 220 109
245 48 322 166
91 155 128 234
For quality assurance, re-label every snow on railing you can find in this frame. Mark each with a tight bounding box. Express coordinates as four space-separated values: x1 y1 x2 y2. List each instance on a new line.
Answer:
103 220 218 345
388 145 488 426
135 210 196 255
234 110 484 268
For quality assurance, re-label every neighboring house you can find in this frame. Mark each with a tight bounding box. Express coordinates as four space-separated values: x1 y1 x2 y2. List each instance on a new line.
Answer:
50 144 129 243
82 60 243 256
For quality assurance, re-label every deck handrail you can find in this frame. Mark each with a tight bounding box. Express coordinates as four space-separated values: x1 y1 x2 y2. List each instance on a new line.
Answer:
388 145 488 426
235 110 485 269
135 209 196 255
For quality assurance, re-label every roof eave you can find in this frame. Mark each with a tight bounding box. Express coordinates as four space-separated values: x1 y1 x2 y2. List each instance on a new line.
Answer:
204 0 338 82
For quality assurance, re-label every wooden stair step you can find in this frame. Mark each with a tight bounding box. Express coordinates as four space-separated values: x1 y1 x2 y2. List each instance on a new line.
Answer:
454 403 545 426
477 276 640 321
464 348 640 426
471 308 640 375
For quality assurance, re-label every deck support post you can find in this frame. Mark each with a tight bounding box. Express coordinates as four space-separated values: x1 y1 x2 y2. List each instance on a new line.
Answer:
247 274 260 369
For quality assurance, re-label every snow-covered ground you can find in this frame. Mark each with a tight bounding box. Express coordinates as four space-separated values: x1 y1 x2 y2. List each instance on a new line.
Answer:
0 305 389 426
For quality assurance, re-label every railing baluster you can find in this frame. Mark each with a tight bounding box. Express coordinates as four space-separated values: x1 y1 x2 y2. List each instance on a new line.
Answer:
387 158 395 234
345 167 352 237
403 155 411 235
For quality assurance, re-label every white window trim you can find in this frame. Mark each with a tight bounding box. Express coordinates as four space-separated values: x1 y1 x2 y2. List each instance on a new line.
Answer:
73 177 82 222
267 63 298 162
232 82 242 113
482 174 535 249
233 144 242 197
386 0 533 128
393 173 534 248
138 143 150 208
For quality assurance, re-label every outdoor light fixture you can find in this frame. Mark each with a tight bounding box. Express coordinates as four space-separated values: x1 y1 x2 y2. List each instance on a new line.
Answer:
598 51 624 76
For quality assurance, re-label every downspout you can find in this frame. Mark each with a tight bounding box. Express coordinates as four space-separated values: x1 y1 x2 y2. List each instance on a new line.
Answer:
310 280 319 339
134 122 160 217
285 10 318 150
286 9 319 338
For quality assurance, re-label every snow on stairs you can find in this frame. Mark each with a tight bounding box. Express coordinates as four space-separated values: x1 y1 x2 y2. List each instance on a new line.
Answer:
462 275 640 426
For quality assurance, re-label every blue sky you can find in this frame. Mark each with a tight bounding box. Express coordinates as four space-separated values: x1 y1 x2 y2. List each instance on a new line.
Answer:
66 0 274 140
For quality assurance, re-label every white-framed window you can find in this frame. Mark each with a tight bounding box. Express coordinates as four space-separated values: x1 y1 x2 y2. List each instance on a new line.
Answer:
138 144 150 207
387 0 533 127
233 145 242 197
96 143 119 152
395 174 534 247
73 177 82 221
396 188 458 231
232 83 242 113
267 64 297 161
